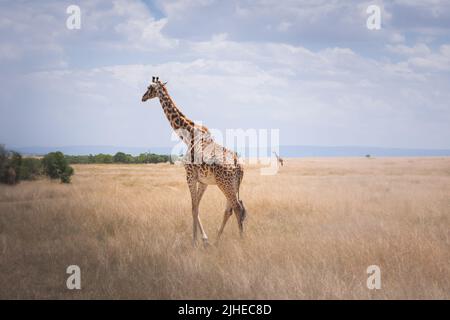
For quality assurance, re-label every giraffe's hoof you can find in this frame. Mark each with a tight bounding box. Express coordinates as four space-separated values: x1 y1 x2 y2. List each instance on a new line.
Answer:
202 238 210 248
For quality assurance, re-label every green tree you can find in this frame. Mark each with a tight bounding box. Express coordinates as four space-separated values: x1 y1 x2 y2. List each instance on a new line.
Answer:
126 154 135 163
94 153 113 163
136 153 149 163
9 152 22 179
104 154 113 163
42 151 74 183
0 145 11 184
19 158 42 180
113 152 127 163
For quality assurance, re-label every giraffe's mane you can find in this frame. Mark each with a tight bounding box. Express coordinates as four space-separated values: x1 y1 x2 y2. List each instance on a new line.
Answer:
161 85 210 133
160 86 193 125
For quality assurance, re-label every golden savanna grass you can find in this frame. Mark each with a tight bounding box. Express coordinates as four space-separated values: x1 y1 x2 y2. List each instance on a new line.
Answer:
0 158 449 299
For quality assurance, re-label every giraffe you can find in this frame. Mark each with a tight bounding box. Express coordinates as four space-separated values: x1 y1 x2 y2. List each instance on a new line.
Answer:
141 77 246 246
273 151 283 167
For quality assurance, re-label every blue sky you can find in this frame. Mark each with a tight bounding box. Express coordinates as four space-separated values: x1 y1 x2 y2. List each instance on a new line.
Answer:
1 0 450 149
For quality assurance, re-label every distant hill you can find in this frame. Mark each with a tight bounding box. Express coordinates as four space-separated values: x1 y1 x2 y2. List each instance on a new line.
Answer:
9 145 450 157
278 145 450 157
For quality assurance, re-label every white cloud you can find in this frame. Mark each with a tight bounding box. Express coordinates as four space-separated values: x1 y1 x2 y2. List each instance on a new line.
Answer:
114 17 177 50
0 0 177 69
388 32 405 43
277 21 292 32
0 43 21 60
387 43 450 72
386 43 432 56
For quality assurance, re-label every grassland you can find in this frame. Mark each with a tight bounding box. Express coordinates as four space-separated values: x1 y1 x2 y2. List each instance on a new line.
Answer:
0 157 449 299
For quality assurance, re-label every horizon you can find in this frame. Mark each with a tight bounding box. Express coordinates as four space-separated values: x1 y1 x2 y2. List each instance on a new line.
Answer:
8 143 450 157
9 143 450 151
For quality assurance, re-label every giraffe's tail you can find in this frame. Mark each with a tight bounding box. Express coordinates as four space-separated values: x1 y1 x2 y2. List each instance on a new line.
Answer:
238 199 247 223
236 165 247 223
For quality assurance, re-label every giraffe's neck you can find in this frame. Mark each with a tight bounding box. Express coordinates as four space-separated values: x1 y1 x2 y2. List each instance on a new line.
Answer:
157 86 199 146
156 86 239 165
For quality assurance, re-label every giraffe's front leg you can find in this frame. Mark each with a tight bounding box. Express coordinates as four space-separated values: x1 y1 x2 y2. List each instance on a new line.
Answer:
187 173 199 247
196 182 209 247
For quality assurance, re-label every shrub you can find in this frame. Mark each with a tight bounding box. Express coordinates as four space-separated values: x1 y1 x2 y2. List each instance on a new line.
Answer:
95 154 113 163
0 145 8 182
19 158 42 180
60 166 74 183
0 146 22 185
42 151 74 183
65 155 90 164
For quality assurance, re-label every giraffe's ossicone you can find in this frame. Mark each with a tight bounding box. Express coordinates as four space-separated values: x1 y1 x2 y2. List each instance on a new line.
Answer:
142 77 246 246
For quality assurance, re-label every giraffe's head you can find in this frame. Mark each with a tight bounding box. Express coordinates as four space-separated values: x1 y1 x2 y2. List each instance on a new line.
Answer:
141 76 166 102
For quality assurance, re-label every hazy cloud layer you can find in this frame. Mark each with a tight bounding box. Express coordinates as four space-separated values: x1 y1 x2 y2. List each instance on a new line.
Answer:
1 0 449 149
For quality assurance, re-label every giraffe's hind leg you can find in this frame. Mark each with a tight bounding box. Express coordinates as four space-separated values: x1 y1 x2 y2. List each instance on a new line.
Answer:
217 182 245 238
216 201 232 242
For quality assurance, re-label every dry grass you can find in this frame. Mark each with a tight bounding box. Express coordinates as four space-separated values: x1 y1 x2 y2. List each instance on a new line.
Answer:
0 157 449 299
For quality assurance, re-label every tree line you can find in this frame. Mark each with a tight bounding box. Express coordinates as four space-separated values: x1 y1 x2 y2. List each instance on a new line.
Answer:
65 152 173 164
1 146 174 185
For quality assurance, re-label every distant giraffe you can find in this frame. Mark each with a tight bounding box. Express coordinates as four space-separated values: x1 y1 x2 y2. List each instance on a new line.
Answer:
273 151 284 167
142 77 246 246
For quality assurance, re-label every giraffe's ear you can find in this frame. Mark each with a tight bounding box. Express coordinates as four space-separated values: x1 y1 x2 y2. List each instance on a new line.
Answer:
162 81 168 86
